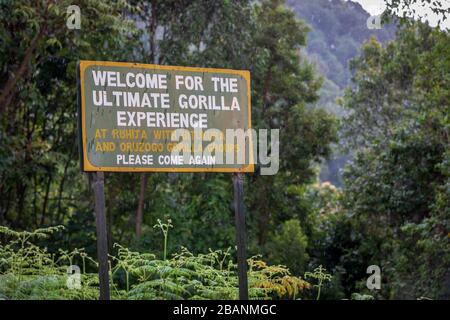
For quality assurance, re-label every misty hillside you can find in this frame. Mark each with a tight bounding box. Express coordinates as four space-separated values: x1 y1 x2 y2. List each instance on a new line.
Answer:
287 0 396 89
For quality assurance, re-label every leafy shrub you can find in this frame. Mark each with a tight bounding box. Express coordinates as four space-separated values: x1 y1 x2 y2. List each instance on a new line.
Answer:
266 219 309 275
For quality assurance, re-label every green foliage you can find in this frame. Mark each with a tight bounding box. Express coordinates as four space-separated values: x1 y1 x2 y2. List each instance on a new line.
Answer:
385 0 450 27
0 226 311 300
0 0 140 232
247 0 338 247
339 22 450 299
304 265 332 300
0 225 100 299
351 293 374 300
153 218 173 261
266 219 309 275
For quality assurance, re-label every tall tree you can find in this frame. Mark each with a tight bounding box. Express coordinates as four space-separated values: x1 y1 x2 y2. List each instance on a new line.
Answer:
248 0 337 245
340 22 449 299
0 0 139 229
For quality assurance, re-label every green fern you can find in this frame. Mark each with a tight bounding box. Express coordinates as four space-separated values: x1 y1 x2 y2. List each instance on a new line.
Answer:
0 225 313 300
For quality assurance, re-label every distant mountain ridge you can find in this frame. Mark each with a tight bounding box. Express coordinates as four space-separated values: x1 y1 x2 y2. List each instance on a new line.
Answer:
287 0 396 88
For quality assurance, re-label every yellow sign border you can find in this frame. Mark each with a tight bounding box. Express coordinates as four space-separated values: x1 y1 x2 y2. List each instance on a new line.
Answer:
79 60 254 173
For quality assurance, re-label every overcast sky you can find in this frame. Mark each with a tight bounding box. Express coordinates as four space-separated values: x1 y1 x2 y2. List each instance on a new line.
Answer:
349 0 450 29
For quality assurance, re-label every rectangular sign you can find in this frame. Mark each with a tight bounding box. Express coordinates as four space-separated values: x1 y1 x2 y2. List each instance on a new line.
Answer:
77 60 253 172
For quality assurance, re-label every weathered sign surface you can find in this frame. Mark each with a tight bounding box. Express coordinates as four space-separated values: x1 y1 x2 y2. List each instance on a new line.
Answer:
77 60 253 172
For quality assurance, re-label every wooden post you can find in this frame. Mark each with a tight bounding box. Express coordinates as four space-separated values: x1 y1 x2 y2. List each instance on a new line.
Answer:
91 171 110 300
233 172 248 300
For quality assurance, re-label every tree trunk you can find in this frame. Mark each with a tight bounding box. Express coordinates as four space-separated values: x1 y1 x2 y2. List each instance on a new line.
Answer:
0 26 47 114
40 173 53 226
106 174 115 254
256 179 270 245
56 156 71 223
149 0 158 64
261 58 274 119
135 173 148 238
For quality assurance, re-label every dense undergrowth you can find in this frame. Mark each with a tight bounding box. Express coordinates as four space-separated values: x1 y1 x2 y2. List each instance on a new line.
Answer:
0 225 312 300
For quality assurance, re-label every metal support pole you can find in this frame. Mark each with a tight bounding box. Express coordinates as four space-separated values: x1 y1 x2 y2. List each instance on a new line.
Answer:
92 171 110 300
233 172 248 300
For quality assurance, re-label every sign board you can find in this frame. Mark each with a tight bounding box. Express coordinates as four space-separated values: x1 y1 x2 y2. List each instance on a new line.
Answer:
77 61 253 172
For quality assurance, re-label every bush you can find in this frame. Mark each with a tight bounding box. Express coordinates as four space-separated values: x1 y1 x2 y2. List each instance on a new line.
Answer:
266 219 309 275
